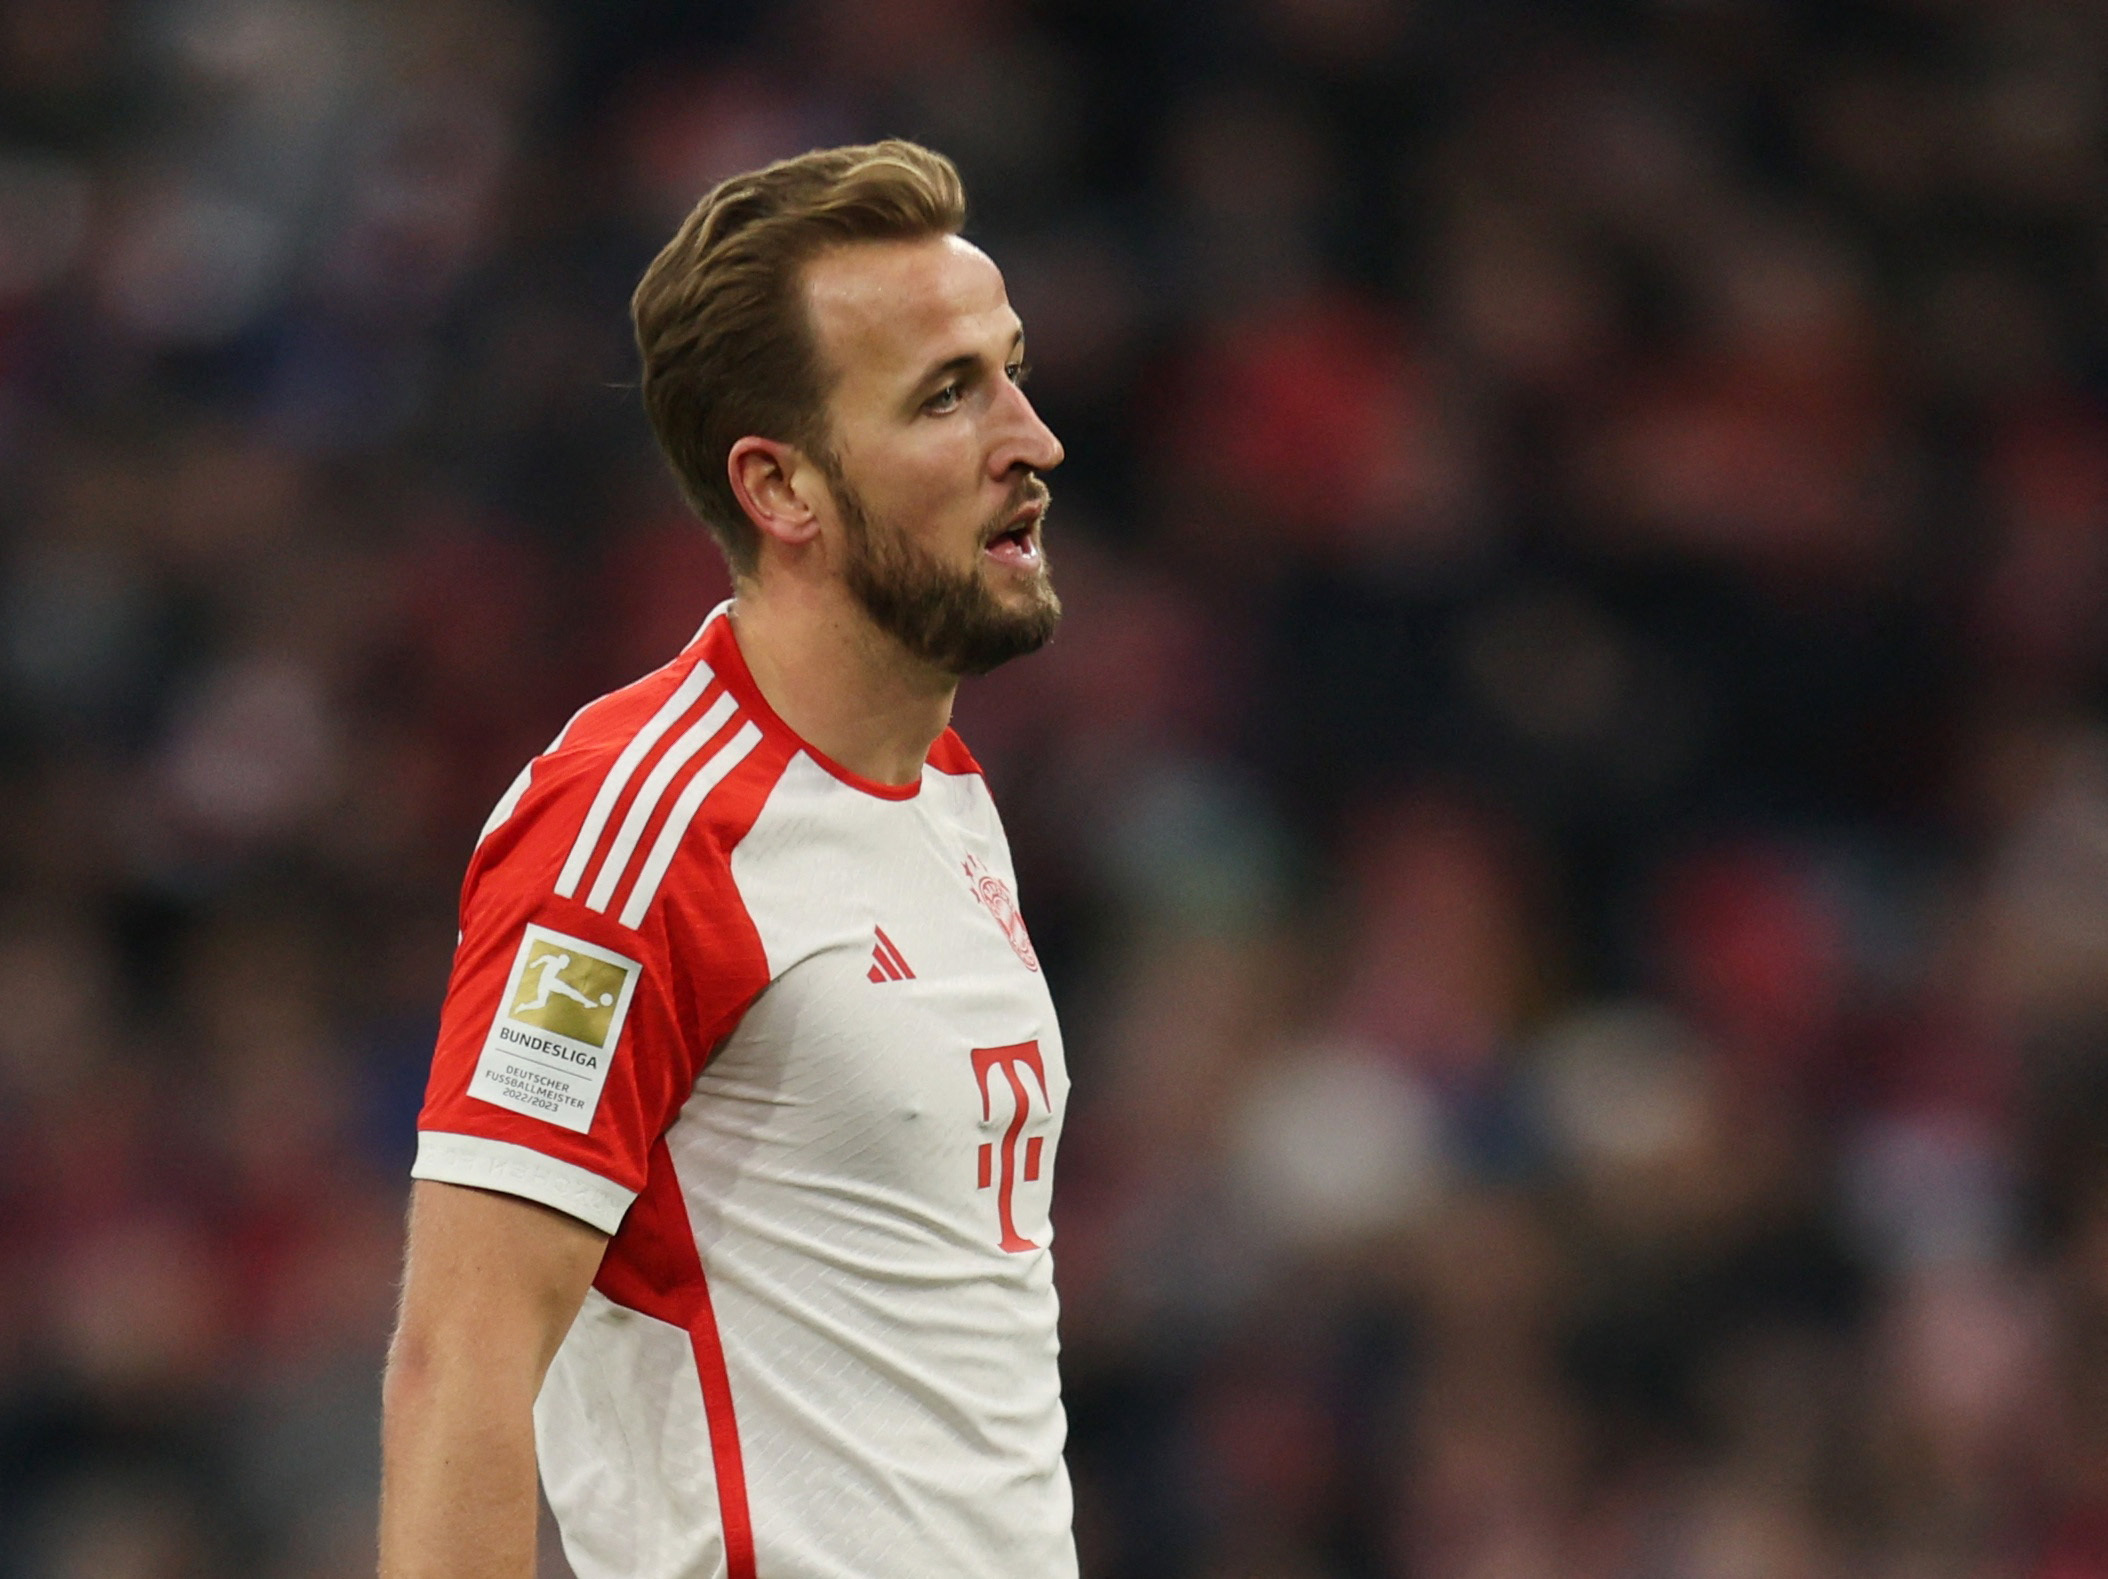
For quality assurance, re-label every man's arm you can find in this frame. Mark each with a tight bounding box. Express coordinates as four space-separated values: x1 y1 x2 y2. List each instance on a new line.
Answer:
381 1178 609 1579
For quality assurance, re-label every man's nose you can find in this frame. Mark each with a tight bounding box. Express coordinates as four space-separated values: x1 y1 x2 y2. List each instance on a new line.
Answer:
992 380 1064 476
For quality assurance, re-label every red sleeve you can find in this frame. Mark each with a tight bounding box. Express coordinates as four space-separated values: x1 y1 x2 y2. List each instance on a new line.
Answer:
410 735 775 1234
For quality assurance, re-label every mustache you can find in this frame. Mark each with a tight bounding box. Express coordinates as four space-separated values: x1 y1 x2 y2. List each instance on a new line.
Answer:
980 476 1052 545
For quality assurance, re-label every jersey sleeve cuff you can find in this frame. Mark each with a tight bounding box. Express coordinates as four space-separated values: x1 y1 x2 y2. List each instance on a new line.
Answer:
411 1130 636 1236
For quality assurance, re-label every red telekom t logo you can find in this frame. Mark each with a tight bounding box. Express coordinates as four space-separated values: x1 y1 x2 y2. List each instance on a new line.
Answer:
971 1041 1049 1253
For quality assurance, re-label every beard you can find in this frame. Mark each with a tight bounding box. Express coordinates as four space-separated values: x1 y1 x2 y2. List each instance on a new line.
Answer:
827 460 1063 677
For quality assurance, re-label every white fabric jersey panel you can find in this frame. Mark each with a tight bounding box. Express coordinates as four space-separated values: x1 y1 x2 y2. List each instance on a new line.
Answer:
537 1290 723 1579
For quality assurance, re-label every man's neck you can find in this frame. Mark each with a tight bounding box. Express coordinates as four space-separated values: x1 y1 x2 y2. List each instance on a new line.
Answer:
727 581 956 789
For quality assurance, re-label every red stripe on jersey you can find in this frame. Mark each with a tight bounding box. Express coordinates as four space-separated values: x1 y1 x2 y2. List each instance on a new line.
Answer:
658 731 794 973
925 727 985 778
641 729 793 1073
873 926 914 979
594 1139 757 1579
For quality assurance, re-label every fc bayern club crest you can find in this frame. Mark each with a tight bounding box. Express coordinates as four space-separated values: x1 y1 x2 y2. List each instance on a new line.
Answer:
964 855 1040 972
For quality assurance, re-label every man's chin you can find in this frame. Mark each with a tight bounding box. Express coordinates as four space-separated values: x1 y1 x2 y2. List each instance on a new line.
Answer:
978 563 1057 609
997 569 1062 627
949 586 1062 676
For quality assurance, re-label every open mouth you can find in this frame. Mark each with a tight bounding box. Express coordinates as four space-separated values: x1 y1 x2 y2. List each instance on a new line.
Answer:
983 501 1044 568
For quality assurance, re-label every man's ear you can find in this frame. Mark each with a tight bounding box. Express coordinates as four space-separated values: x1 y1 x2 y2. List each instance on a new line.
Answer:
727 436 824 550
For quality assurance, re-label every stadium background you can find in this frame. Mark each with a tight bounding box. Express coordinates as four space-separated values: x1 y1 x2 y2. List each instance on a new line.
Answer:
5 0 2108 1574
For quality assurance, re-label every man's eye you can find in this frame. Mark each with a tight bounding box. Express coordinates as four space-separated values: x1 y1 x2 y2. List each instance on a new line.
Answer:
926 382 964 413
1006 360 1031 385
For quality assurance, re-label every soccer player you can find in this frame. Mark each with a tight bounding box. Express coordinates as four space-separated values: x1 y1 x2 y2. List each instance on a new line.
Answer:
379 142 1073 1579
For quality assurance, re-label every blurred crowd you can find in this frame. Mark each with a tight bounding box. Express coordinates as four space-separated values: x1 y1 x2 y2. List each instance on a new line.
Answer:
4 0 2108 1575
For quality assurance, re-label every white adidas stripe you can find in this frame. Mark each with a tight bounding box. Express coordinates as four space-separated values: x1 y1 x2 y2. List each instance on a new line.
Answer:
478 700 599 850
478 761 536 848
619 721 764 928
554 660 716 899
583 690 740 913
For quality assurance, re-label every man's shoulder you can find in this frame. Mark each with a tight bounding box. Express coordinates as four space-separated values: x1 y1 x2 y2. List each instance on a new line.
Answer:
478 652 711 850
538 652 722 798
469 639 793 934
926 727 985 780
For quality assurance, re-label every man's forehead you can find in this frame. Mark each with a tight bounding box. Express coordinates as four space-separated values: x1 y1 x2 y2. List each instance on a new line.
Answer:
803 236 1017 380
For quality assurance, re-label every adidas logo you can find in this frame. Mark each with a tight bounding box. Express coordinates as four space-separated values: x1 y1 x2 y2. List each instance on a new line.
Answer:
866 927 915 984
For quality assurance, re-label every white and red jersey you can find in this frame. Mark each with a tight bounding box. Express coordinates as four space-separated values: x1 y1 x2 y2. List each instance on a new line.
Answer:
413 604 1074 1579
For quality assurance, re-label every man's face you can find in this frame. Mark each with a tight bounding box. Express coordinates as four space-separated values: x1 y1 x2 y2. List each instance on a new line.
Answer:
800 235 1064 676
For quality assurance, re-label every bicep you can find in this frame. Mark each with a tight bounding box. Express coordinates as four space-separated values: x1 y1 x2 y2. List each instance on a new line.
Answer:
394 1180 609 1382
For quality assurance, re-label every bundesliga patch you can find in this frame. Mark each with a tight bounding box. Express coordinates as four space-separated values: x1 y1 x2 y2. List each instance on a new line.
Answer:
468 925 640 1133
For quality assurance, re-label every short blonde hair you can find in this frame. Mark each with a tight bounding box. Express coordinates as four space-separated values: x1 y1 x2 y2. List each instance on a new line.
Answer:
632 140 967 576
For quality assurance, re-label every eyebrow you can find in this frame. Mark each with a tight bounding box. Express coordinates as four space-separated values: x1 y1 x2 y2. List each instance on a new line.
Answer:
913 327 1026 392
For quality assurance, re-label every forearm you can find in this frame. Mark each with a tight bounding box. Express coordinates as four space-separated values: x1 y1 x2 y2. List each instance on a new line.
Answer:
379 1332 544 1579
